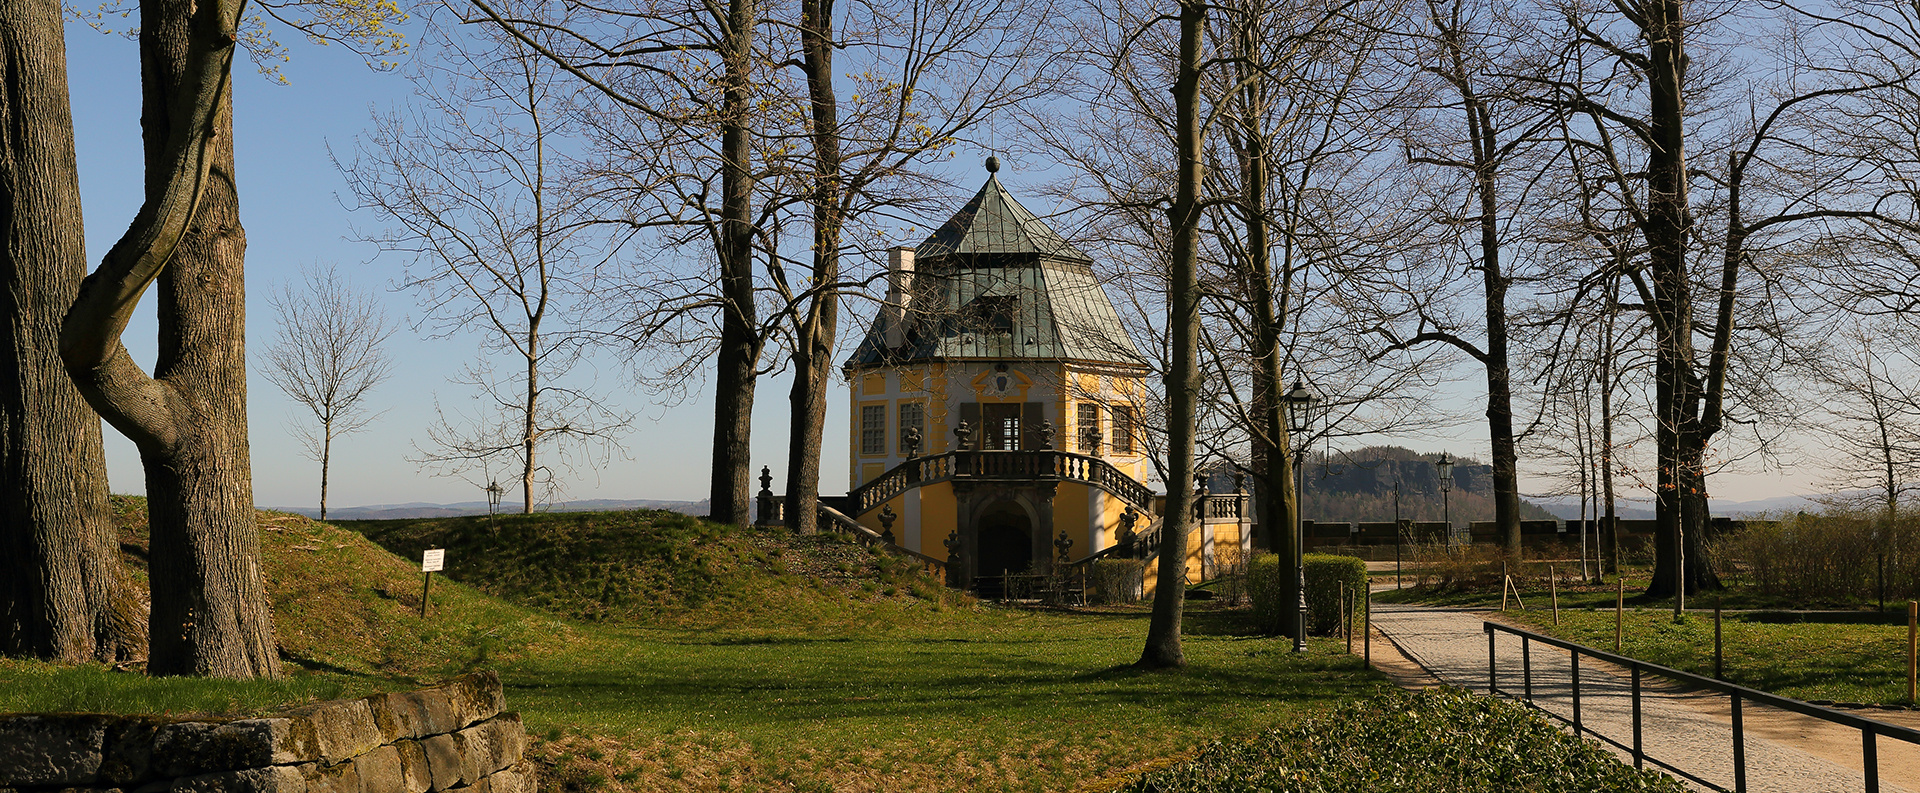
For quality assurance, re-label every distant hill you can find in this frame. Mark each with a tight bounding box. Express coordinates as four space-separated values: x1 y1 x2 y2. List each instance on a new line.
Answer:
277 498 710 521
1238 446 1560 524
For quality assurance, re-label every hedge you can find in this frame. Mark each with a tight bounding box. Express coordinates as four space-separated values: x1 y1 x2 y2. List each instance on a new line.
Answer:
1119 687 1687 793
1089 558 1145 604
1247 553 1368 635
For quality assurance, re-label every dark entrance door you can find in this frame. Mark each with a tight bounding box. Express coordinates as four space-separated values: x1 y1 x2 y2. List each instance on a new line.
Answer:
974 503 1033 598
982 403 1022 450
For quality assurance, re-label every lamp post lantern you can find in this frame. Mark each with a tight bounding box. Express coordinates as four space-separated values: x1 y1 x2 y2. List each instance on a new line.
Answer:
1283 379 1321 653
1436 452 1454 544
485 479 504 530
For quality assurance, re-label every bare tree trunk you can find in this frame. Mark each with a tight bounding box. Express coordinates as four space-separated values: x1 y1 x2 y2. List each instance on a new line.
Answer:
0 0 143 663
782 0 842 537
1140 0 1205 670
61 0 278 678
319 418 331 520
1432 3 1521 556
524 329 538 514
1637 0 1714 602
1231 22 1298 634
710 0 761 526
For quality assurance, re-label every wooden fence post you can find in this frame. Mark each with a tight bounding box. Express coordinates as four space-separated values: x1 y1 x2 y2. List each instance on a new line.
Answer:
1615 577 1625 654
1907 600 1916 703
1550 563 1560 626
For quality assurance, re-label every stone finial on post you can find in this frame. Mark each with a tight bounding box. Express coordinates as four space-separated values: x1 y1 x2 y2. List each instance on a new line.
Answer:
879 505 898 544
1037 420 1057 450
1055 529 1074 564
1119 506 1139 556
903 426 922 458
755 465 778 527
954 421 973 451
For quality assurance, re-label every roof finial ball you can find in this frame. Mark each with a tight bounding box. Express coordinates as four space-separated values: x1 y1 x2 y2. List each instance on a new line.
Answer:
985 155 1001 174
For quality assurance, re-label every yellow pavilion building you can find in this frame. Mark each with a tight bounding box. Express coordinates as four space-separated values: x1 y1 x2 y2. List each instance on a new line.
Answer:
836 160 1250 597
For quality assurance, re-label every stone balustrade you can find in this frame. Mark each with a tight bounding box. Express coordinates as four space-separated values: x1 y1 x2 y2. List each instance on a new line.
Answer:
0 671 532 793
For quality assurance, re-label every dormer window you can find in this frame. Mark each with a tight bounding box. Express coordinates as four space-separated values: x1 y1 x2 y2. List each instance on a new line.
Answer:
963 295 1018 335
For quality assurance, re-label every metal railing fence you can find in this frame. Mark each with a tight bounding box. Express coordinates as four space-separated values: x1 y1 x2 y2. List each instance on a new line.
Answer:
1484 621 1920 793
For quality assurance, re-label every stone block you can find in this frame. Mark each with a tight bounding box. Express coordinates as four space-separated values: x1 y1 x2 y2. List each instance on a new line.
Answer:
154 717 320 777
300 761 358 793
0 713 110 785
418 735 462 792
278 701 381 765
99 718 164 785
399 673 502 738
358 695 404 744
170 765 306 793
453 715 524 781
349 746 402 793
391 742 429 793
442 673 503 730
483 759 535 793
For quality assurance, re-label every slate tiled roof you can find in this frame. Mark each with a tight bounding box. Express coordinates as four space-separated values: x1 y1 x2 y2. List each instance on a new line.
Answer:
914 175 1095 262
846 170 1146 370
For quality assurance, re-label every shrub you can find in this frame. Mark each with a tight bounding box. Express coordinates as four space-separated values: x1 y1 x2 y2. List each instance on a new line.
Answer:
1714 508 1920 602
1120 687 1687 793
1088 558 1145 605
1246 553 1366 635
1304 554 1366 635
1247 554 1288 634
1410 542 1511 590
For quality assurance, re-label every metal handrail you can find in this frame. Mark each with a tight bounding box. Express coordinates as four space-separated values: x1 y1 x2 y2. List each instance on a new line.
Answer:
816 504 948 574
847 449 1158 516
1484 620 1920 793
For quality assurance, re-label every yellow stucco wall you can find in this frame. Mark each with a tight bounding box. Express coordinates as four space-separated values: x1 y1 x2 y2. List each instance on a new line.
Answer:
918 482 957 560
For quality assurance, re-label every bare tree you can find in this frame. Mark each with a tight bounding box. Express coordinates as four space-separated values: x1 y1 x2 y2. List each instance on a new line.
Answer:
465 0 777 524
340 16 627 512
0 0 143 664
1371 0 1563 557
1808 320 1920 523
259 264 395 520
774 0 1057 533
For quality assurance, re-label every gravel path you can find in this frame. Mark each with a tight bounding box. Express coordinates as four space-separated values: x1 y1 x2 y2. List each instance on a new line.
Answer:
1369 601 1920 793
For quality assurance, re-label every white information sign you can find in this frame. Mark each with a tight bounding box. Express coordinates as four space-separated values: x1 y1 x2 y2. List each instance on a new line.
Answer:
422 548 446 573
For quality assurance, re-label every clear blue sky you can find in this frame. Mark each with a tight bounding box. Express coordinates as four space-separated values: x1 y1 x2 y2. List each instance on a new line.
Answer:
61 19 1816 509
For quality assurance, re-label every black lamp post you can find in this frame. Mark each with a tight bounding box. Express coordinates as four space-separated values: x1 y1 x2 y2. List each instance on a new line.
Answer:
485 479 505 532
1436 452 1454 544
1284 379 1321 653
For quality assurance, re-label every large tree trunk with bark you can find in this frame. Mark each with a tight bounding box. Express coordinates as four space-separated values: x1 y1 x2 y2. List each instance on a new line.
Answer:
1637 0 1717 601
0 0 144 663
783 0 842 536
61 0 278 678
710 0 761 526
1139 0 1205 670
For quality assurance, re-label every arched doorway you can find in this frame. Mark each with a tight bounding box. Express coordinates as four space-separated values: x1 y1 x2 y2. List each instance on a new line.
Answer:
974 502 1034 596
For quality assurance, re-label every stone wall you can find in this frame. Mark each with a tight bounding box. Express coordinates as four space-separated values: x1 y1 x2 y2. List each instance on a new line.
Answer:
0 672 532 793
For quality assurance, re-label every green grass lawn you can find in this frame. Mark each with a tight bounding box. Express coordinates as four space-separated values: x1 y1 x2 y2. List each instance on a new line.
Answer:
512 610 1381 793
1501 608 1917 706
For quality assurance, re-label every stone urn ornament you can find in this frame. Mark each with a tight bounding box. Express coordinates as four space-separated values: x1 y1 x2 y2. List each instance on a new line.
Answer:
954 421 973 451
1037 420 1057 450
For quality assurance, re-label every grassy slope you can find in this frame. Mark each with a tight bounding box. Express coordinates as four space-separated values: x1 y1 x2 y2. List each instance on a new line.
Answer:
0 497 576 716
